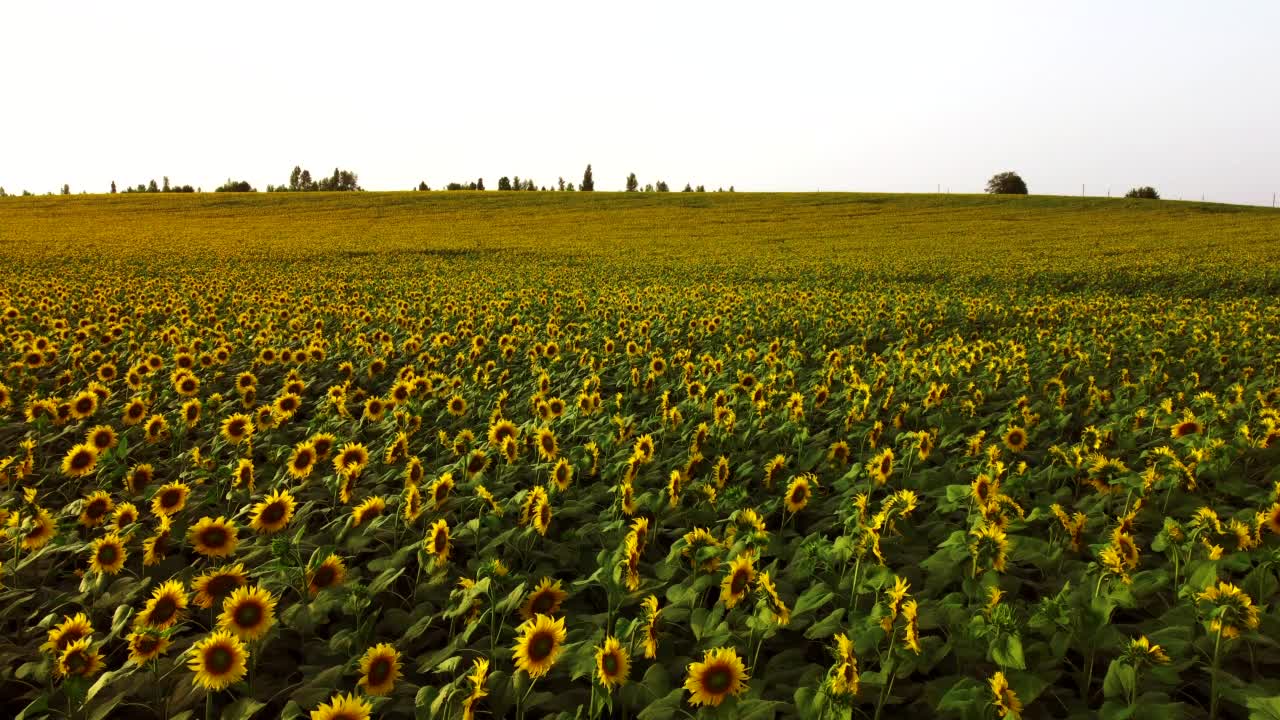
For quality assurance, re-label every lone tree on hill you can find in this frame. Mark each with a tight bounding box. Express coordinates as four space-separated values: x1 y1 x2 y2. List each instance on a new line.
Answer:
626 173 638 192
985 172 1028 195
215 179 257 192
1125 186 1160 200
581 164 594 192
498 176 512 191
110 181 117 194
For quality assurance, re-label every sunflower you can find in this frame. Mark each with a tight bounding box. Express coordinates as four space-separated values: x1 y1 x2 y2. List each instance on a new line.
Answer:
989 671 1023 719
384 432 409 464
488 419 518 447
520 577 568 620
43 612 94 655
62 443 99 478
69 390 99 419
684 647 750 707
308 554 347 595
1003 427 1028 453
1172 420 1203 438
535 427 558 462
785 474 814 513
357 643 402 696
429 472 455 509
86 424 118 452
405 455 425 486
112 502 139 531
127 629 171 666
1196 581 1260 639
56 637 103 679
426 519 451 564
188 631 249 691
403 483 423 522
334 442 370 478
218 585 276 641
763 454 786 489
363 397 386 422
192 563 249 609
829 633 859 697
143 516 173 566
250 489 296 534
462 657 489 720
78 489 114 527
220 413 254 444
1266 503 1280 536
352 496 386 527
152 481 190 516
552 458 573 491
512 614 567 679
720 552 756 609
532 493 552 536
867 448 894 485
138 579 188 630
89 532 127 575
310 693 372 720
273 392 302 419
285 441 318 480
632 434 655 464
144 414 168 443
233 458 255 491
302 434 333 463
127 463 155 495
189 516 239 558
756 571 791 625
595 636 630 690
182 398 202 427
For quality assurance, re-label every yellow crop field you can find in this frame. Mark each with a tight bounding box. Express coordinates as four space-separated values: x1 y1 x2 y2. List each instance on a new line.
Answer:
1 191 1279 720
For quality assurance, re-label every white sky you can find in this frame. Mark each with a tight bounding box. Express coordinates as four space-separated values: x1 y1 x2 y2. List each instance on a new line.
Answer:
2 1 1277 204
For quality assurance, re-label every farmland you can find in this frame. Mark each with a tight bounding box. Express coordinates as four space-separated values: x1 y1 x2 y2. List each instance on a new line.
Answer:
1 191 1279 719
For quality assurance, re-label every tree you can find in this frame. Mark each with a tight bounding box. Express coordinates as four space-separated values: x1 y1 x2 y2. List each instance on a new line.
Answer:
61 184 71 195
0 187 6 197
581 164 594 192
289 166 302 191
682 183 693 192
729 186 735 192
110 181 117 194
215 179 256 192
696 185 705 192
558 177 565 191
417 181 431 191
656 181 669 192
477 178 485 191
644 183 654 192
626 173 639 192
1124 186 1160 200
163 176 171 192
985 171 1027 195
299 170 312 190
498 177 512 191
567 183 575 191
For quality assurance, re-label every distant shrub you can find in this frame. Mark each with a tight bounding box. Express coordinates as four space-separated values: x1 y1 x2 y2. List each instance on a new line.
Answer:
1125 186 1160 200
986 172 1028 195
215 180 256 193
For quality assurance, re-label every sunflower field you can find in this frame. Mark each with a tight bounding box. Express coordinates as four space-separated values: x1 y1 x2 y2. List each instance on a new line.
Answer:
2 192 1280 720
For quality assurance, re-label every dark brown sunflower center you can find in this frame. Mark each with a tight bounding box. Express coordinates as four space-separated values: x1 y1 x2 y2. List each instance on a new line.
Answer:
368 657 392 684
66 651 88 673
72 452 94 471
880 458 891 474
791 487 805 503
529 632 555 661
86 499 108 518
538 505 550 526
97 545 119 564
602 654 619 674
313 565 336 588
206 646 234 673
200 528 228 547
75 398 94 413
136 637 160 654
433 531 448 552
208 574 239 597
704 666 732 693
234 603 262 627
160 490 181 508
531 592 556 614
58 630 86 650
262 503 286 524
151 597 177 623
228 422 245 437
129 405 144 418
731 571 749 595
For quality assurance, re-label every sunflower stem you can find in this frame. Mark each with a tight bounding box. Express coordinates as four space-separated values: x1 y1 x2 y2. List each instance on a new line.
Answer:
1209 625 1223 720
205 690 213 720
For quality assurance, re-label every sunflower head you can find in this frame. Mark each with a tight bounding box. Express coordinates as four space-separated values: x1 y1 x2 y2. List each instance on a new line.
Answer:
426 519 451 564
310 692 372 720
127 629 171 666
520 577 568 620
720 552 756 609
89 532 128 575
250 489 297 534
189 516 239 558
308 554 347 595
218 585 276 642
188 631 249 691
595 636 630 690
512 614 567 679
140 579 188 630
357 643 402 696
56 637 103 679
684 647 750 707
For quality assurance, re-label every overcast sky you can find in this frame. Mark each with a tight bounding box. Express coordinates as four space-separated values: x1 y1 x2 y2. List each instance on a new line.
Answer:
2 1 1277 204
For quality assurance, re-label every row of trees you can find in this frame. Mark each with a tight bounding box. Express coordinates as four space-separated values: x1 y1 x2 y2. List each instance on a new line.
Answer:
985 172 1161 200
266 166 360 192
107 177 196 194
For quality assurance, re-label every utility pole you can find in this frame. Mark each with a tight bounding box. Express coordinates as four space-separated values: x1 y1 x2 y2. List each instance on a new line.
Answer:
1082 184 1085 197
